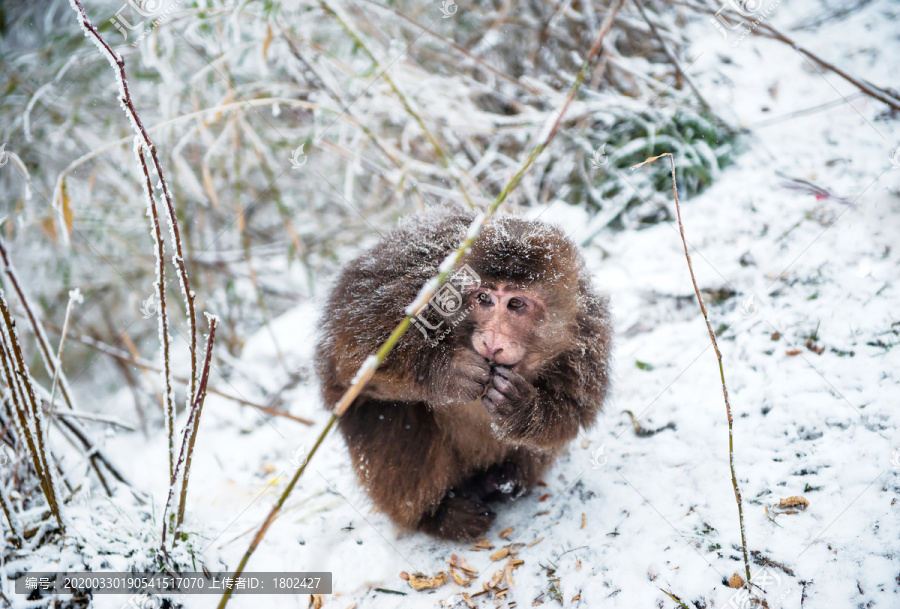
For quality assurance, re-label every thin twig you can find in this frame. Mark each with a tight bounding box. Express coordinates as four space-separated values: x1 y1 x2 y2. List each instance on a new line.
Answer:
176 315 218 531
630 152 751 584
0 292 64 530
46 407 135 432
161 316 218 547
52 331 314 425
0 237 118 492
54 416 123 491
0 235 77 411
47 289 81 424
0 327 48 503
631 0 712 113
217 3 625 606
668 0 900 111
69 0 199 410
137 143 177 483
0 481 22 548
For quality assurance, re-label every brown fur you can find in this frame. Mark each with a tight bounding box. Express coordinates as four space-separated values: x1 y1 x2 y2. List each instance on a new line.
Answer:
315 208 612 540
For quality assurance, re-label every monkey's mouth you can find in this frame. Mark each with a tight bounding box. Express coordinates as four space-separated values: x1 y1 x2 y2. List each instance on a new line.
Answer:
487 359 523 374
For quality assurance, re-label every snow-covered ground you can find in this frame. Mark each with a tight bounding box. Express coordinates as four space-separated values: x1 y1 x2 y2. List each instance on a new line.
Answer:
80 1 900 608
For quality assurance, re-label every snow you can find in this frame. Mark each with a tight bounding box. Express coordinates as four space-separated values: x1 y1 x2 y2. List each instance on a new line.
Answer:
7 0 900 607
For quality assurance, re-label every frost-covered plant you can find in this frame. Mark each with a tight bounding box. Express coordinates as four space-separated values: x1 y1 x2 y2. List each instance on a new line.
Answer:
0 0 734 420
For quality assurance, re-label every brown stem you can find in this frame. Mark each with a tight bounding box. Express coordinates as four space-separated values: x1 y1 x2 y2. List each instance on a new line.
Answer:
631 152 751 584
0 481 22 548
0 236 76 411
69 0 198 403
667 0 900 112
0 294 64 530
176 316 218 531
137 145 177 484
0 328 47 490
161 317 218 548
0 236 121 493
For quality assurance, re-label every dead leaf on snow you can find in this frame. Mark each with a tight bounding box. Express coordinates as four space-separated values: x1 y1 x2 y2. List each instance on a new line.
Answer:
408 571 449 591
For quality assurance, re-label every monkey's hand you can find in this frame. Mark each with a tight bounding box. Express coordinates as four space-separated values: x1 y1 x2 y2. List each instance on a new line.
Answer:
482 365 537 418
431 350 491 405
485 365 583 448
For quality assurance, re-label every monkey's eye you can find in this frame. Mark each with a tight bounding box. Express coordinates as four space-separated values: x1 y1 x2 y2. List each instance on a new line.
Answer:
476 292 492 305
507 298 525 310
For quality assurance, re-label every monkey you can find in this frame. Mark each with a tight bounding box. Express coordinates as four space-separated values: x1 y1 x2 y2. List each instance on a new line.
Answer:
315 207 612 541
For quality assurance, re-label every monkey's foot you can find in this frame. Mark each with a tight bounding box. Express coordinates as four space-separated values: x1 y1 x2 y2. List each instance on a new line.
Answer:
462 462 528 503
418 493 496 541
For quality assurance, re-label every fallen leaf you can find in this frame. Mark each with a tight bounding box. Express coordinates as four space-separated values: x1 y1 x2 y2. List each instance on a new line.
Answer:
729 573 744 588
806 338 824 354
450 554 479 574
450 568 471 586
489 570 504 588
262 24 273 59
775 496 809 511
407 571 448 591
471 539 494 550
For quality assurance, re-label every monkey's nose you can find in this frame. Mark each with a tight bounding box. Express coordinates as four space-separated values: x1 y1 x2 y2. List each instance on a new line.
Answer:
480 339 503 359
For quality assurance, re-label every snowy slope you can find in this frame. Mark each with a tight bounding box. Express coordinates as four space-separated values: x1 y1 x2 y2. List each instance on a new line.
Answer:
92 1 900 608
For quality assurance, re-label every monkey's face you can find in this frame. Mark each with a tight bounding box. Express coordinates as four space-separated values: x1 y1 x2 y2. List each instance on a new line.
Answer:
468 282 544 368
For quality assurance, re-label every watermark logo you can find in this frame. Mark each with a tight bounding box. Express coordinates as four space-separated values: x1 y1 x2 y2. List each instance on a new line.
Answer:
725 567 790 609
739 293 758 318
891 449 900 470
439 0 458 18
590 444 607 469
590 144 609 169
139 294 157 319
889 147 900 169
0 143 8 168
123 591 163 609
289 144 308 169
108 0 184 47
709 0 781 46
411 264 481 346
290 444 309 469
